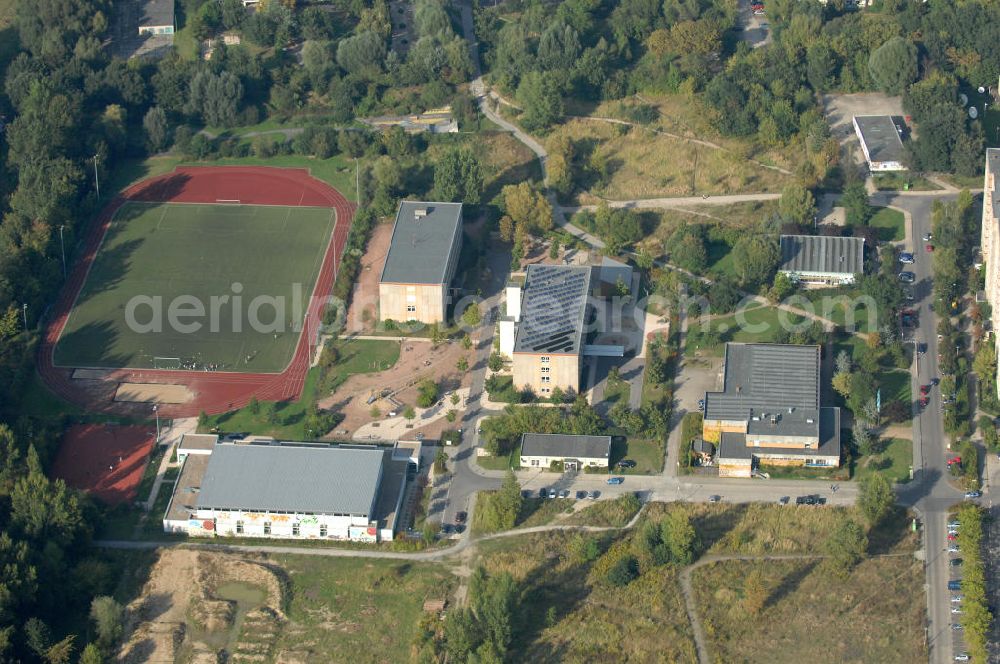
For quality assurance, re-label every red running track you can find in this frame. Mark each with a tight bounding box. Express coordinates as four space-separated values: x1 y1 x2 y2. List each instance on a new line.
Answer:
38 166 354 418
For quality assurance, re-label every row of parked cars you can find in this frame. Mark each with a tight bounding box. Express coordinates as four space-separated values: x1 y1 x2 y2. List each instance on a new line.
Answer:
946 519 971 662
527 488 603 500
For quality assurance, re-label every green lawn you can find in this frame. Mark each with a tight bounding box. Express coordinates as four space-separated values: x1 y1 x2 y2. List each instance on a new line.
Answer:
273 555 454 661
878 369 912 405
686 306 804 357
609 437 663 474
323 338 401 393
603 375 631 405
201 367 323 439
867 207 906 242
706 238 736 279
853 437 913 484
476 442 521 471
55 201 335 372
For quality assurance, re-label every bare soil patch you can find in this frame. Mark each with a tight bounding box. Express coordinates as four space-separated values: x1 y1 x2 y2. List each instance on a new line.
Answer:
114 382 193 404
319 338 470 438
344 221 394 334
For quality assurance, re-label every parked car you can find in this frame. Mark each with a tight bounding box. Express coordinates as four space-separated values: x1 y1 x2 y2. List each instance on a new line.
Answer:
948 520 960 528
898 271 916 283
922 232 933 242
948 580 962 591
951 595 964 602
955 654 970 662
558 489 570 499
950 558 963 567
576 490 588 499
521 490 533 499
455 511 467 524
948 533 957 541
617 459 637 469
708 495 721 503
964 491 982 499
920 384 931 395
441 524 454 535
926 244 934 253
538 487 549 499
606 476 625 485
778 496 790 505
548 488 558 498
951 607 963 614
587 490 600 499
697 399 706 411
952 623 963 631
948 546 960 553
898 252 915 264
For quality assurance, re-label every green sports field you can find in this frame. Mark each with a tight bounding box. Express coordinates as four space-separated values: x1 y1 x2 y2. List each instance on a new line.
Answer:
54 201 336 373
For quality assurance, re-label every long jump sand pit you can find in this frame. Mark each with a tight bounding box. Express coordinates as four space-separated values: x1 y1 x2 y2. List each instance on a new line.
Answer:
115 382 194 404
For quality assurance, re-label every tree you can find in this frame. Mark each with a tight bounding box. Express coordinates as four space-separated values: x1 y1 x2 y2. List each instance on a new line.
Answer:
853 426 874 456
824 518 868 578
187 70 243 127
768 272 795 303
488 353 504 372
78 643 103 664
456 357 469 372
462 303 482 327
142 106 169 153
433 149 483 204
516 71 564 131
779 184 816 226
336 31 387 76
973 343 996 387
858 472 894 526
842 182 871 226
403 405 416 420
662 509 698 564
606 555 639 586
730 236 779 289
742 568 767 615
90 596 124 648
416 379 439 408
868 37 918 96
502 182 552 235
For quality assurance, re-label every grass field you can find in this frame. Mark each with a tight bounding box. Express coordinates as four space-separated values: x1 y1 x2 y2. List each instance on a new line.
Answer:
692 557 926 663
866 207 906 242
272 555 454 662
686 306 805 357
872 172 942 192
609 437 663 474
55 201 335 372
854 437 913 484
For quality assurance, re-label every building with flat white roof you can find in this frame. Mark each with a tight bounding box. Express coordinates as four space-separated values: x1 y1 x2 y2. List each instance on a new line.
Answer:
853 115 907 172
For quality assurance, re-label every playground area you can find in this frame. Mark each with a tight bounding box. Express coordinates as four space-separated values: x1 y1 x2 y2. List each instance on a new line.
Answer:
319 337 471 439
50 423 156 505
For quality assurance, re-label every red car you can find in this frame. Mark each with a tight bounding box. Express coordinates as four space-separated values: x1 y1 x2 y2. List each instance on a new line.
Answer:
926 244 934 252
947 456 962 465
920 384 931 396
948 533 958 541
919 397 929 407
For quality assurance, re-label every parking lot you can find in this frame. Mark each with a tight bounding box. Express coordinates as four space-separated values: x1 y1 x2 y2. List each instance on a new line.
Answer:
982 505 1000 658
822 92 906 175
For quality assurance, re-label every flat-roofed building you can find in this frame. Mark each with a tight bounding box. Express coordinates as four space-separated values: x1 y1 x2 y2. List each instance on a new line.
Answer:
511 264 592 396
704 343 841 478
138 0 175 35
163 441 408 542
853 115 907 172
779 234 865 286
982 149 1000 396
519 433 612 470
176 433 217 462
379 201 463 325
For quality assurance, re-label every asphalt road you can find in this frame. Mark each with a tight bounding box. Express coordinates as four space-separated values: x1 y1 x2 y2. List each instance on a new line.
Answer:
885 193 968 664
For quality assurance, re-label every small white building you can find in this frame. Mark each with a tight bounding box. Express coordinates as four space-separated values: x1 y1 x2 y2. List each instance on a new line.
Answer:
853 115 908 172
779 235 865 286
163 442 408 542
519 433 612 470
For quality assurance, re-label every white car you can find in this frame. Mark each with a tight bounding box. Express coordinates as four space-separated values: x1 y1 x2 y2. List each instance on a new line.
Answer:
955 654 969 662
948 546 960 553
951 595 964 603
951 607 963 614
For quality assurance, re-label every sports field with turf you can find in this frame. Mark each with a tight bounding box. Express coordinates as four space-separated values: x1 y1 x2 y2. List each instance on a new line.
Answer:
53 200 336 373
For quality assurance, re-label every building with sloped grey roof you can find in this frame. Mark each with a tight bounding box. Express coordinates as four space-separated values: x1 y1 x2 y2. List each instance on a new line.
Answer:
779 235 865 286
139 0 175 35
853 115 907 172
163 441 409 542
379 201 463 325
519 433 612 470
704 343 841 477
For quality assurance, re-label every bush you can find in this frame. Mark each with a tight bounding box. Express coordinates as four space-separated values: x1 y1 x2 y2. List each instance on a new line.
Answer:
606 555 639 586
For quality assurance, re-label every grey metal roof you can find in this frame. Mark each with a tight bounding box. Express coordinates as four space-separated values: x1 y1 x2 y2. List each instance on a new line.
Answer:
854 115 906 164
704 343 821 438
140 0 174 27
380 201 463 284
598 256 633 288
988 149 1000 228
520 433 611 460
196 443 386 516
780 235 864 277
513 265 592 354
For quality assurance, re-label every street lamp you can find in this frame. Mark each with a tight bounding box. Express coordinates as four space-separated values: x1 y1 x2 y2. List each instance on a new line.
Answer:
153 404 160 443
58 225 66 277
21 303 27 331
92 155 100 199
